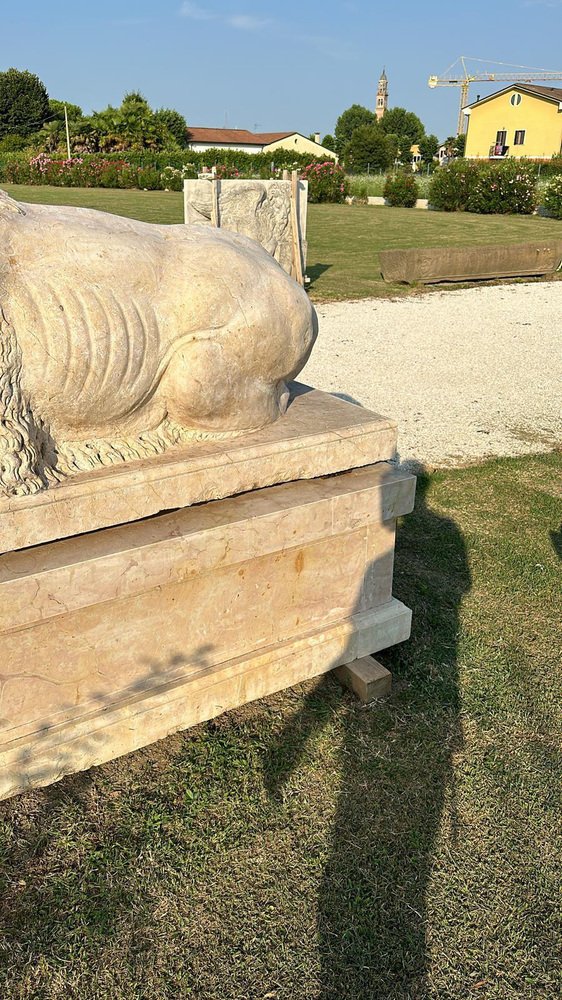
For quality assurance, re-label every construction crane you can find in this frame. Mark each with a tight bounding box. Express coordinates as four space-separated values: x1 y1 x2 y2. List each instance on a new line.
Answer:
428 56 562 135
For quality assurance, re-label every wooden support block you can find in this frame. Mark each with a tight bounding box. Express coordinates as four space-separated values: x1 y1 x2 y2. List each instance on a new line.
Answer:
290 170 304 286
334 655 392 702
211 176 220 227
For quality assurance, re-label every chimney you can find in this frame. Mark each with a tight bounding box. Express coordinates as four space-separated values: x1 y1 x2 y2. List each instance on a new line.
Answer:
314 132 320 144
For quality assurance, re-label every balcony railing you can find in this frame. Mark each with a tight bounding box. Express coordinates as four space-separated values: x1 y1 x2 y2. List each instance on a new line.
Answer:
489 144 510 158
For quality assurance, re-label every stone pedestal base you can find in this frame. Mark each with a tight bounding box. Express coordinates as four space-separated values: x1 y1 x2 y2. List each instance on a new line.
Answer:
0 387 415 800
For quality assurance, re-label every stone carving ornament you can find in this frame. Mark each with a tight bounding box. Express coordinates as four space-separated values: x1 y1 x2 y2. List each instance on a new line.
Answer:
185 180 296 273
0 189 317 497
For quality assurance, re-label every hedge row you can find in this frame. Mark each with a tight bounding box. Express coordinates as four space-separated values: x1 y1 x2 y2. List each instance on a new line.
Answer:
1 150 561 213
0 151 345 200
0 146 324 184
0 154 192 191
542 175 562 219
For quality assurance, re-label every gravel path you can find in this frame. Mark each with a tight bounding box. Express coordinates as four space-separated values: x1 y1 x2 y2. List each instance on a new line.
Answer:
301 282 562 468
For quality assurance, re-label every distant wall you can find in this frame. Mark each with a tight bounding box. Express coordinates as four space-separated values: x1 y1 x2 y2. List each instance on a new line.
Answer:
189 142 262 154
263 135 337 160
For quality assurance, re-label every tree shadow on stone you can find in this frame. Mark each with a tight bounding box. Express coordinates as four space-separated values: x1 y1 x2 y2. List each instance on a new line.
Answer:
0 643 215 986
0 643 213 813
264 462 471 998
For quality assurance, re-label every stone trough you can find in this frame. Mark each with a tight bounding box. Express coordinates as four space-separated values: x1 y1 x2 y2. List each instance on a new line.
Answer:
379 240 562 284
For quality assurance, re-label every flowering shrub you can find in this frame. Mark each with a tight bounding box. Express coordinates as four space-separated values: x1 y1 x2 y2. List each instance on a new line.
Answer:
429 159 537 214
3 154 137 188
214 164 241 179
541 175 562 219
465 161 537 215
0 154 193 190
0 149 330 188
383 171 419 207
301 161 349 203
160 164 198 190
0 151 350 197
428 160 479 211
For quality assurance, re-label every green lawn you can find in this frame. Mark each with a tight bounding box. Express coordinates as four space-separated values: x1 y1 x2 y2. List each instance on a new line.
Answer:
0 453 560 1000
4 184 562 301
306 203 562 299
348 171 433 199
2 183 185 225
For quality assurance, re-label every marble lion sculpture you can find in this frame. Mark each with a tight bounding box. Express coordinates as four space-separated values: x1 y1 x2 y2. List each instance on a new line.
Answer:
0 189 317 497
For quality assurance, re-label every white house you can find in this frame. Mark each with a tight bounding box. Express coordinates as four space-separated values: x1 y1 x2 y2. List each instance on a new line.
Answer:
186 127 337 160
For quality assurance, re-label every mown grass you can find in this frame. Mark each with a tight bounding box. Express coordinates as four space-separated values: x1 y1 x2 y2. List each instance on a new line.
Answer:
348 171 433 199
306 203 562 300
0 453 560 1000
2 183 184 225
4 183 562 301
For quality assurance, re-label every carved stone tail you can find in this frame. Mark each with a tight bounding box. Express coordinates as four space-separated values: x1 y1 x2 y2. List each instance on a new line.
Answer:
0 308 48 497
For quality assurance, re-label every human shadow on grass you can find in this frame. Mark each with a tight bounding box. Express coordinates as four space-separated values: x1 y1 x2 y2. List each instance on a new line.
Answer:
549 523 562 560
0 464 469 998
264 464 471 999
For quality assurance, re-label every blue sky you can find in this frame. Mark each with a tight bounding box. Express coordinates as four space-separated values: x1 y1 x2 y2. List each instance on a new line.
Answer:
3 0 562 140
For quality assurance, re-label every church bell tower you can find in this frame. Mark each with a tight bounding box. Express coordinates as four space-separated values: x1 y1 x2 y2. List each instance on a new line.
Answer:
376 68 388 121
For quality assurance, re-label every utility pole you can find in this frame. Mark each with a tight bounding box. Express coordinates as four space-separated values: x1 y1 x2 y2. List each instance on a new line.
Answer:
64 104 71 159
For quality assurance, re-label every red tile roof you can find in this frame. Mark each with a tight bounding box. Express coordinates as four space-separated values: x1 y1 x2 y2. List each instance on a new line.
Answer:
186 127 313 147
513 84 562 101
186 127 264 145
253 131 296 143
468 83 562 108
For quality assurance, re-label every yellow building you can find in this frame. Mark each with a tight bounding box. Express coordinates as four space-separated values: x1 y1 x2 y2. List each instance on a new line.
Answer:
410 143 422 167
258 131 337 160
464 84 562 160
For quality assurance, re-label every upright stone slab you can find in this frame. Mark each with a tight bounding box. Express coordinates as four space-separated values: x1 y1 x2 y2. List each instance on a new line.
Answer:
0 387 415 800
183 178 308 276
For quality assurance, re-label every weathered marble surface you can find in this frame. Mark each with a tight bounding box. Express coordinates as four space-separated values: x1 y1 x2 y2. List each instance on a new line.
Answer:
0 188 316 498
184 178 308 275
0 462 415 800
0 385 398 551
380 241 562 284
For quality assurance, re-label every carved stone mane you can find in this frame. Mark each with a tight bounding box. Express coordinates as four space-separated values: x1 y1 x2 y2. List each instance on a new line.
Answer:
0 190 317 497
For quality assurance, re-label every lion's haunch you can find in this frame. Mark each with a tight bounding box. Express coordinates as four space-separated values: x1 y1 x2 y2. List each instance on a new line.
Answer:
0 191 317 496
